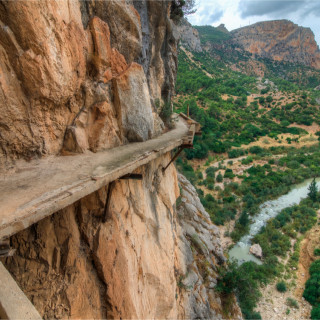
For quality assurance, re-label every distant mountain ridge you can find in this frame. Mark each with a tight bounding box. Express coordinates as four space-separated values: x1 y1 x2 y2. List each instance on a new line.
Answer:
183 19 320 70
231 20 320 69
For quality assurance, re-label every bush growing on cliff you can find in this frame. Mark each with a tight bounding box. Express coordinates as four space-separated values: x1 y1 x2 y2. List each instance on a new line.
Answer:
276 281 287 292
171 0 197 21
157 99 173 127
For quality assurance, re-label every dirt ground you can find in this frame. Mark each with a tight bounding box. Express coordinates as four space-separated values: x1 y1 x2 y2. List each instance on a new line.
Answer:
243 133 318 149
256 210 320 320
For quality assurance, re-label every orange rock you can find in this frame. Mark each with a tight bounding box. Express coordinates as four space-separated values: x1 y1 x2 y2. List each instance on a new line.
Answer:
102 68 113 83
89 17 112 75
232 20 320 69
111 48 128 77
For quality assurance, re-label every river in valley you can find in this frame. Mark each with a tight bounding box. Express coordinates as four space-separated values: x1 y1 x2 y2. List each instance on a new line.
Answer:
229 177 320 265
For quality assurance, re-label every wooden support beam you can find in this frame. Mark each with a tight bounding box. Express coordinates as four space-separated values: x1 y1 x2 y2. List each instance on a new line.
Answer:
102 174 143 222
119 174 143 180
162 146 185 173
0 239 15 258
103 182 114 223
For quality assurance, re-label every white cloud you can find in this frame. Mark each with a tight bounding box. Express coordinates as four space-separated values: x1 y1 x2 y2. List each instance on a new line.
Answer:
239 0 307 18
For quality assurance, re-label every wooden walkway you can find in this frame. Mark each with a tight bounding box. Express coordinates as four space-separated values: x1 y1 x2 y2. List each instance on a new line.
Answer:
0 114 200 240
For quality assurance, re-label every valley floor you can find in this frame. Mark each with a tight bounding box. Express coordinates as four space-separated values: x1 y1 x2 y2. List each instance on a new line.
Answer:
186 148 320 319
256 210 320 319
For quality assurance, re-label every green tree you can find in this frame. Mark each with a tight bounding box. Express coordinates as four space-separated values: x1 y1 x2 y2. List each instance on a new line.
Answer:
308 178 318 202
303 260 320 305
216 172 223 182
259 97 265 105
266 95 273 103
311 306 320 319
239 211 249 226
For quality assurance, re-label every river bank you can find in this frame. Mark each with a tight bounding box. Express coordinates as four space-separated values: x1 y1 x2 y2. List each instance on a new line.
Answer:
229 178 320 264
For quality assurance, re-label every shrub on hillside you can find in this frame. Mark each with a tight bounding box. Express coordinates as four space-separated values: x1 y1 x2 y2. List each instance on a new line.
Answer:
228 148 245 158
311 306 320 320
216 172 223 182
314 248 320 256
249 146 263 155
276 281 287 292
286 298 299 309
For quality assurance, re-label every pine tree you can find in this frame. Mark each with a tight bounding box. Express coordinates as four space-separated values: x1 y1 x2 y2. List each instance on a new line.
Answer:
308 178 318 202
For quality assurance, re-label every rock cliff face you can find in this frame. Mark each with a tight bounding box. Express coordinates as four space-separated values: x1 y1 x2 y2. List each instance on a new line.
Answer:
2 163 241 319
0 1 240 319
0 0 178 166
231 20 320 69
176 18 202 52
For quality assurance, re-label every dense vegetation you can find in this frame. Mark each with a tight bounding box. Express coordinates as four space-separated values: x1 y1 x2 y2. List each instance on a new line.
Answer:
194 25 231 44
304 259 320 319
217 195 319 319
176 23 320 319
177 145 320 230
175 49 320 161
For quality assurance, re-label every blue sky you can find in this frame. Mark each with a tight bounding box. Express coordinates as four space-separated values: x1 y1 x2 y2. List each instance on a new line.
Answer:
187 0 320 45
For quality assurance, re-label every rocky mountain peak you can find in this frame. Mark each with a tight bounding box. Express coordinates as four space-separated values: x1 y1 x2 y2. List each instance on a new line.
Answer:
216 23 229 34
231 19 320 69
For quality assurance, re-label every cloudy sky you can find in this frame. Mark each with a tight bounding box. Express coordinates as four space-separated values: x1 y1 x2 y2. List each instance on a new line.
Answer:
187 0 320 45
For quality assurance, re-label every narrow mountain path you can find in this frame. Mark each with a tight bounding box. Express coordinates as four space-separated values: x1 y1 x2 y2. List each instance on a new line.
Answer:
0 115 195 239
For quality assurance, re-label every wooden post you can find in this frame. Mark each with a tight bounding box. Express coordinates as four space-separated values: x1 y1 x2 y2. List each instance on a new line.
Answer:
103 182 114 223
163 146 184 173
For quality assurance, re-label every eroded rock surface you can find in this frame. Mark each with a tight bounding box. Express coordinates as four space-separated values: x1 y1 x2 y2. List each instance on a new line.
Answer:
0 1 242 318
0 0 177 166
113 62 154 142
1 158 242 319
177 174 242 319
231 20 320 69
176 18 202 52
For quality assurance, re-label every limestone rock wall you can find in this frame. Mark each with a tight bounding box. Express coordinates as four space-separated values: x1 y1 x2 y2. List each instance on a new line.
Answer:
0 1 241 318
176 174 242 320
176 18 202 52
1 157 241 319
231 20 320 69
0 0 178 167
